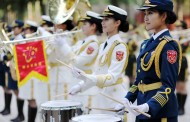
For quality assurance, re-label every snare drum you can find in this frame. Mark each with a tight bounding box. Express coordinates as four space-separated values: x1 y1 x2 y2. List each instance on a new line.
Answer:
72 114 122 122
41 100 82 122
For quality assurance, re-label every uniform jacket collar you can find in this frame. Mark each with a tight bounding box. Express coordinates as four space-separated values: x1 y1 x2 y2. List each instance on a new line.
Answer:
99 34 122 56
152 29 168 40
84 35 98 43
140 30 171 57
106 34 121 45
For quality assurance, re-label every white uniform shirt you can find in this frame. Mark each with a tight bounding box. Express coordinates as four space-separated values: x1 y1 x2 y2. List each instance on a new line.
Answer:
72 35 99 73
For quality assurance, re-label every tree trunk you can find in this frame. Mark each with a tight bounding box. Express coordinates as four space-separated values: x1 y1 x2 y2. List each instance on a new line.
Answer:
39 0 46 15
110 0 119 6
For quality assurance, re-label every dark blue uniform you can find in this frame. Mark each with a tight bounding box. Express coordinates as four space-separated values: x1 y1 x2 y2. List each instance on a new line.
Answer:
126 31 181 122
6 65 18 90
0 61 6 87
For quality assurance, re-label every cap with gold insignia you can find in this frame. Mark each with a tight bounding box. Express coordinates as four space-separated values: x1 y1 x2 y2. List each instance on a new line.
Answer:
41 15 54 27
138 0 174 11
138 0 176 24
79 11 102 23
100 5 127 21
12 20 24 28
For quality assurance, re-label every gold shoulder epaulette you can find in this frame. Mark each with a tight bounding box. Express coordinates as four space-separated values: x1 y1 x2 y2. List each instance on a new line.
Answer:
159 36 173 42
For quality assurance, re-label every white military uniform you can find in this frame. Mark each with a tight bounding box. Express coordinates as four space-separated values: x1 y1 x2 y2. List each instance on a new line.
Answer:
70 5 130 115
78 34 128 114
72 35 99 74
70 35 100 110
47 31 75 101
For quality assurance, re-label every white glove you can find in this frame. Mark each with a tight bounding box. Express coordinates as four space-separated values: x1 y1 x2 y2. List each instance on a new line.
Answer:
53 35 73 58
71 67 87 81
114 104 125 115
114 103 125 111
69 84 82 95
114 98 130 115
54 35 66 45
130 103 149 116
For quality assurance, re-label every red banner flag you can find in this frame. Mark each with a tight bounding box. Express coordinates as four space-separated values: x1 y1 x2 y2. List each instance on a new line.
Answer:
13 40 49 87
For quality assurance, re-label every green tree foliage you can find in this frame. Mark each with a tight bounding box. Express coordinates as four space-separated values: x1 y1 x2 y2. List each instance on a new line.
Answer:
0 0 45 21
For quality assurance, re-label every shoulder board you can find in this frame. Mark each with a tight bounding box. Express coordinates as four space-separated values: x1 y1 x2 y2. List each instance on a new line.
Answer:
159 36 173 42
90 40 100 44
113 40 121 46
113 40 128 47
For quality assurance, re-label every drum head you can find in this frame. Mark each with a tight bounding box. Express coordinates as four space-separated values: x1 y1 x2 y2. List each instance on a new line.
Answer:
72 114 121 122
41 100 82 110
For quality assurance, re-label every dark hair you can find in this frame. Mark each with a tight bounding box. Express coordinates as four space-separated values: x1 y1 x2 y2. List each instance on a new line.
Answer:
119 20 129 32
42 21 54 27
110 16 129 32
86 20 103 34
30 26 37 32
180 21 188 29
14 26 24 32
63 20 74 31
150 8 177 24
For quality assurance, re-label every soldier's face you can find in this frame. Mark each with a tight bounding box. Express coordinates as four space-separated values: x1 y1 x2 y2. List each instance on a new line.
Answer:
102 17 120 34
144 9 166 32
24 28 32 35
55 24 66 31
82 21 95 36
13 27 22 36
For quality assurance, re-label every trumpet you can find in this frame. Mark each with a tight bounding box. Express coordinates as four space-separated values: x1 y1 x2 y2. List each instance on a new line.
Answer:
0 22 14 54
1 29 82 45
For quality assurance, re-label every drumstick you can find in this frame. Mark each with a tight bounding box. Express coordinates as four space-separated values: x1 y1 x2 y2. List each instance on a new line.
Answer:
53 93 70 98
85 107 128 113
100 93 151 118
56 59 72 69
54 93 97 98
56 59 91 80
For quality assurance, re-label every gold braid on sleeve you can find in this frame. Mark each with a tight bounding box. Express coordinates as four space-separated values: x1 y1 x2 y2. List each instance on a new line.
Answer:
129 85 138 93
152 88 171 107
